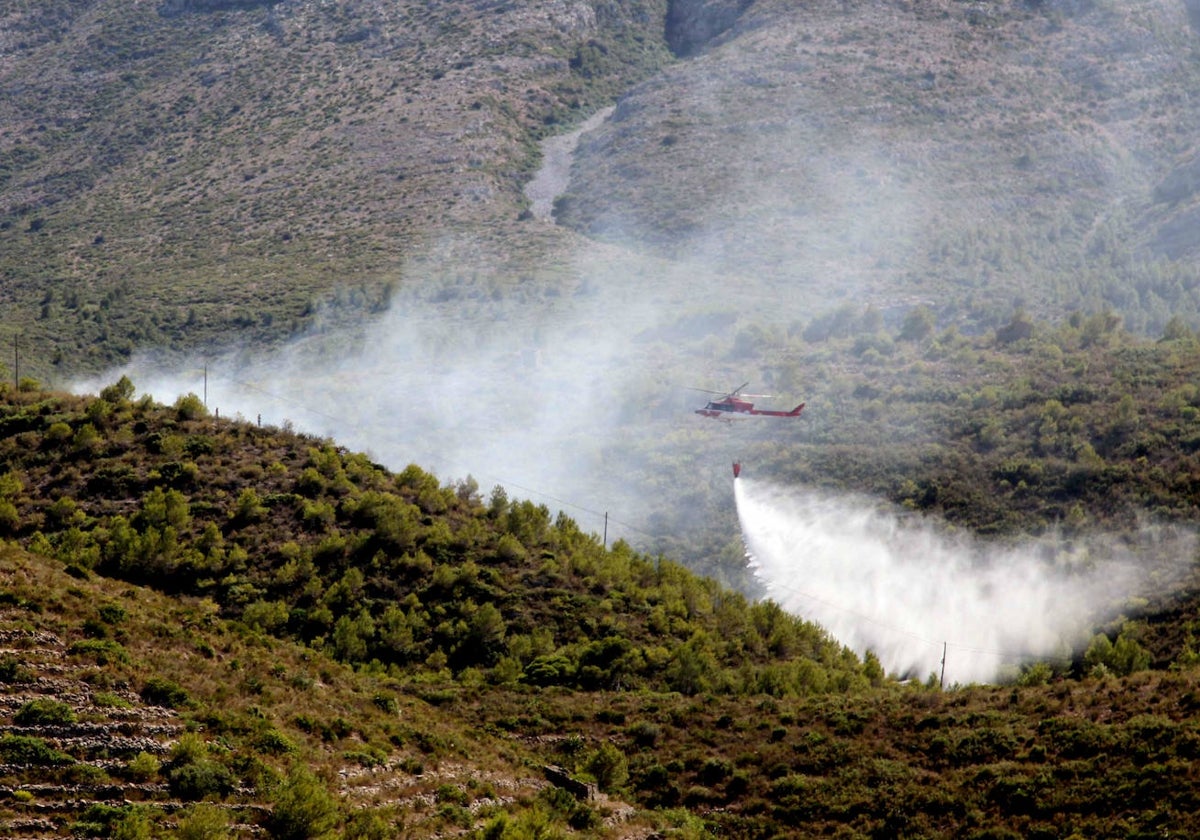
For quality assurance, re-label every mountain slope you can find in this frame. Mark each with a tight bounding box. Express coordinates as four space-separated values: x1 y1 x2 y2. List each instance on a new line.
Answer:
5 0 1200 385
1 385 1200 838
558 0 1200 334
0 383 867 695
0 539 560 839
6 4 1200 836
0 0 674 376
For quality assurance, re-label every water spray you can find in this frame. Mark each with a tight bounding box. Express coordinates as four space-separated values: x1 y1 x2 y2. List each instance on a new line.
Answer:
732 476 1174 685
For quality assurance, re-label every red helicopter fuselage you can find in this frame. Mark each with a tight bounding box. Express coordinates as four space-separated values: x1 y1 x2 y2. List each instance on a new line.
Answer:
695 396 805 419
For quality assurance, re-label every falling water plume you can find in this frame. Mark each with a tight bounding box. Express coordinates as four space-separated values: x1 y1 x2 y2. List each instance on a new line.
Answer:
734 477 1184 685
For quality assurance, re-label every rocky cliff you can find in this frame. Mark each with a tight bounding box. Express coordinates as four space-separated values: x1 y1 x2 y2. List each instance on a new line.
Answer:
666 0 753 55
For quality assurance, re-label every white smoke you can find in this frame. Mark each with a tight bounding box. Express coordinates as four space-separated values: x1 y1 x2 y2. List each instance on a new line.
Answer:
74 272 688 546
735 477 1189 685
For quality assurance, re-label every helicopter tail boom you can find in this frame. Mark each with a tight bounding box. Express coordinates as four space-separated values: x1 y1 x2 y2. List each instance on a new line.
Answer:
749 403 805 417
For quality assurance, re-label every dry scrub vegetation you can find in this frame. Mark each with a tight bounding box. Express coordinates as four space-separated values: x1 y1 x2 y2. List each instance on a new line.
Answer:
0 364 1198 836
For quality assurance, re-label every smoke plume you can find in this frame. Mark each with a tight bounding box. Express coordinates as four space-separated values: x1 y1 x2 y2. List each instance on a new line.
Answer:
75 271 689 546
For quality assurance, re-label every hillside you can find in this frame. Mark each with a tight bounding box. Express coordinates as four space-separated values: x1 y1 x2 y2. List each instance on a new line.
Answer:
1 385 1200 839
558 0 1200 335
4 0 1200 582
4 0 1200 385
0 0 674 377
0 536 564 839
6 2 1200 835
3 0 1200 572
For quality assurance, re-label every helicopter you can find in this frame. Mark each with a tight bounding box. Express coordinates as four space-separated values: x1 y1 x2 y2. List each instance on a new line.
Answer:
692 382 805 421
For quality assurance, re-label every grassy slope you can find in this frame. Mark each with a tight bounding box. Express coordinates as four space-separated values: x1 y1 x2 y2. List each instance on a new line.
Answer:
0 539 590 839
0 387 1200 838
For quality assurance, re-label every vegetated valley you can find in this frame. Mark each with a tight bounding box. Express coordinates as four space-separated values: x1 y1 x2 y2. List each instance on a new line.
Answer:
3 0 1200 837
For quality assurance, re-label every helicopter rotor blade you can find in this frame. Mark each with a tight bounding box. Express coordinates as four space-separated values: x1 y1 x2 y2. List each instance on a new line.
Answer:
689 381 753 399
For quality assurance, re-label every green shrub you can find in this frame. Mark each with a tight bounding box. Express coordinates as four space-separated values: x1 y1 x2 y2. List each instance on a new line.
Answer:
45 421 73 445
13 698 76 726
176 804 231 840
126 752 161 782
175 393 208 421
71 803 126 838
110 807 153 840
230 488 267 525
68 638 130 665
0 734 74 765
0 500 18 533
99 376 136 405
627 720 661 748
168 760 236 801
255 728 297 756
242 600 290 633
585 742 628 793
435 783 469 806
140 676 189 708
1016 661 1054 686
343 809 390 840
93 692 132 709
496 533 526 562
0 656 33 684
98 603 128 625
268 764 342 840
1038 717 1114 759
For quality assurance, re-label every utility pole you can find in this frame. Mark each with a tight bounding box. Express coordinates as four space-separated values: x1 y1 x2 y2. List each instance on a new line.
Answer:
603 512 608 549
940 642 947 690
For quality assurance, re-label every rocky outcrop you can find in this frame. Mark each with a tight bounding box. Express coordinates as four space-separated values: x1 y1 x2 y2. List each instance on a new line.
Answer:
665 0 753 57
